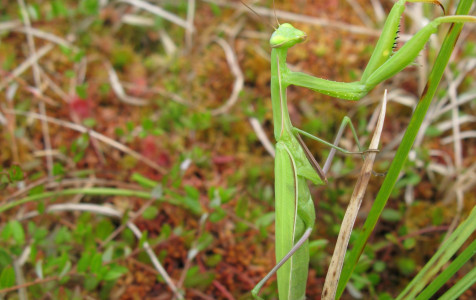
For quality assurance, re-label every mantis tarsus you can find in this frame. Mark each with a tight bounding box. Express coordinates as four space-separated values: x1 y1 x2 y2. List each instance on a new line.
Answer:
249 0 476 299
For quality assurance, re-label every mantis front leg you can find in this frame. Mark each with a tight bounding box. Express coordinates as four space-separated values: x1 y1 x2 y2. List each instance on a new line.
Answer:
280 2 476 100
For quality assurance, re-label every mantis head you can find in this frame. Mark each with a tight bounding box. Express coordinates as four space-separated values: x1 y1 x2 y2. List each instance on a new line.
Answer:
270 23 307 48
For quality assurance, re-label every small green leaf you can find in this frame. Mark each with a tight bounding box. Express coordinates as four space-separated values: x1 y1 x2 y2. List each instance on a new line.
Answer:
65 70 75 78
138 231 148 248
77 251 93 273
425 125 442 137
10 220 25 245
83 118 96 128
142 206 158 220
373 261 386 273
368 272 380 285
1 223 12 240
52 162 65 176
142 118 154 131
396 172 421 188
432 207 444 225
27 4 41 20
0 266 15 288
35 260 44 279
59 260 71 278
29 184 44 196
209 210 226 223
0 249 12 267
90 253 103 275
84 276 99 291
385 233 399 245
235 197 248 218
95 219 114 240
255 212 275 228
131 173 160 189
196 232 214 252
99 83 110 94
76 84 88 100
9 165 23 181
378 292 394 300
397 258 416 276
0 174 9 189
208 3 221 16
184 266 215 288
309 239 329 254
37 201 45 214
80 0 99 15
54 226 72 244
103 265 128 281
205 254 222 267
403 238 416 250
51 0 69 17
72 49 85 63
102 245 114 263
158 224 171 240
381 209 402 222
180 186 202 215
349 273 369 290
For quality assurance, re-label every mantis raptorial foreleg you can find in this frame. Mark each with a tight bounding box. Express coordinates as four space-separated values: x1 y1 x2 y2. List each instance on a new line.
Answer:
249 0 476 299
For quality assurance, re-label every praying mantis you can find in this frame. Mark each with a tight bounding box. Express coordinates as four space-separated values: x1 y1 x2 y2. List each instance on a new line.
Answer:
249 0 476 299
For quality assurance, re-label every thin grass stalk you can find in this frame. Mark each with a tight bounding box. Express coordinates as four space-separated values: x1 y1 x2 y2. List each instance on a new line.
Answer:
335 0 474 298
322 91 387 300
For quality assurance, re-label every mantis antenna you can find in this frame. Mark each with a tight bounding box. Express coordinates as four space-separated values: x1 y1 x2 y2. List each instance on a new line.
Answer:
272 0 280 26
240 0 277 30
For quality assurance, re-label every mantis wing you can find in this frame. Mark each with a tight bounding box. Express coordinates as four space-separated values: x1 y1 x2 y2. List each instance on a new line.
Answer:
275 142 310 300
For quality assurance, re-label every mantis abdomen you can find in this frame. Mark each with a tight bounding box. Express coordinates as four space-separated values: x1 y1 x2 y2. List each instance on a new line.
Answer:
275 142 314 300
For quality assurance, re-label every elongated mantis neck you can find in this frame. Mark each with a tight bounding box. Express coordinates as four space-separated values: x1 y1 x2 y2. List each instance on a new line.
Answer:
271 47 294 141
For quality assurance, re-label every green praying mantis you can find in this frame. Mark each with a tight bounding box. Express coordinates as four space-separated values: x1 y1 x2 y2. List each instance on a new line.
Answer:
248 0 476 299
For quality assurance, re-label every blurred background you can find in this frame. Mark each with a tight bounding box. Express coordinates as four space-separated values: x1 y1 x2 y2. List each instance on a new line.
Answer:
0 0 475 299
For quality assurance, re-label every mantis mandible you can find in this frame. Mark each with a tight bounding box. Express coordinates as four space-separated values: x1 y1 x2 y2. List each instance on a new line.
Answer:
249 0 476 299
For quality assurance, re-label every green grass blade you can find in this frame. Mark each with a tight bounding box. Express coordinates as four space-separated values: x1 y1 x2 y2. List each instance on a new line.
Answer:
397 206 476 299
415 239 476 300
335 0 474 298
0 187 179 214
438 266 476 300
